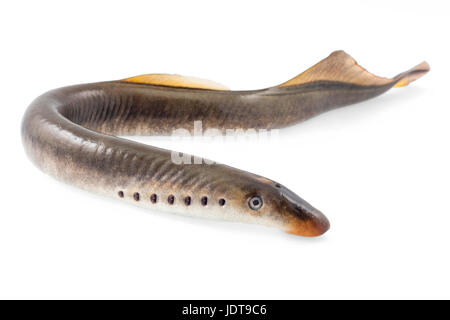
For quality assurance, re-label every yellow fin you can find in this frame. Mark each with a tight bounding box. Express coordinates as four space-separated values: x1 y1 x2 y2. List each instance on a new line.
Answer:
277 50 429 88
123 74 229 91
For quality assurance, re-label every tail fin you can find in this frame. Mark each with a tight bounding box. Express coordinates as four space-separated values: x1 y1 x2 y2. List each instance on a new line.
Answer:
277 50 429 88
393 61 430 87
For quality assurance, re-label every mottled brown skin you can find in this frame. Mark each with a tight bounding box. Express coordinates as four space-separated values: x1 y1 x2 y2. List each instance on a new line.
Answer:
21 51 429 236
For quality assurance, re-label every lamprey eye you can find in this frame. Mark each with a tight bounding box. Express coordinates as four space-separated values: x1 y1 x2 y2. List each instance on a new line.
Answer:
248 195 263 210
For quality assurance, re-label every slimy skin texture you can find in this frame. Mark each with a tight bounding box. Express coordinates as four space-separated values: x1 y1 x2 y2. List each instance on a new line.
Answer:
21 51 429 237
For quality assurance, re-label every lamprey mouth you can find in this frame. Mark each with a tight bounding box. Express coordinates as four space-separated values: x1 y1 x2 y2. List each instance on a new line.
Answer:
286 210 330 237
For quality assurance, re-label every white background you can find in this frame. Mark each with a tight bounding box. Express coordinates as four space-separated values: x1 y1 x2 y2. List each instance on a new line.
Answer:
1 1 449 299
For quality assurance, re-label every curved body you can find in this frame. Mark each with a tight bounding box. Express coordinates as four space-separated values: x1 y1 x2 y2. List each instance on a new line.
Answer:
21 51 429 236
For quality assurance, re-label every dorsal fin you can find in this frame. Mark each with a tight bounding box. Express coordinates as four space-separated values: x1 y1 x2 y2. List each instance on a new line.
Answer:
277 50 429 88
123 74 229 91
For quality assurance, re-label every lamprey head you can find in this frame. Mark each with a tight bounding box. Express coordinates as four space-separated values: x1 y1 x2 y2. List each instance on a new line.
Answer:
276 184 330 237
238 178 330 237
